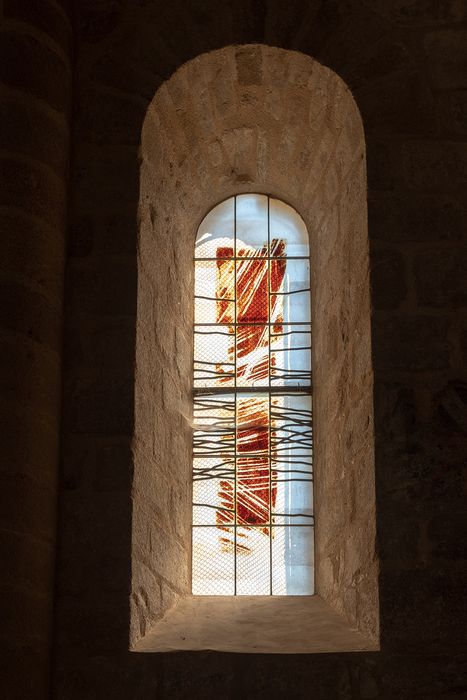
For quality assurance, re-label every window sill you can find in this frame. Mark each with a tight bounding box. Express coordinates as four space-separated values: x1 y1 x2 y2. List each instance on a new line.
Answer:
132 595 379 654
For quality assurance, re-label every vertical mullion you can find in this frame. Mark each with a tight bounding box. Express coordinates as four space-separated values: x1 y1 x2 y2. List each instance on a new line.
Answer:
268 196 273 596
233 195 237 596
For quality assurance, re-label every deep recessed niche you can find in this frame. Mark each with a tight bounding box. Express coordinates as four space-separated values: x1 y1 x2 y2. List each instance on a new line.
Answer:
132 44 379 653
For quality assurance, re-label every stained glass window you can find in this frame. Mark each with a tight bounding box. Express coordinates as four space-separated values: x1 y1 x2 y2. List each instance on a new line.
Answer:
193 194 313 595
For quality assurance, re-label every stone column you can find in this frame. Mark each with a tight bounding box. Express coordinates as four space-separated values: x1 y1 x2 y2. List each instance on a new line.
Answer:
0 2 72 698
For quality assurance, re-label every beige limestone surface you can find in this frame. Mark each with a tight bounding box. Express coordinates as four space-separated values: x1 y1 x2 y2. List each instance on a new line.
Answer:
134 595 379 653
133 44 378 652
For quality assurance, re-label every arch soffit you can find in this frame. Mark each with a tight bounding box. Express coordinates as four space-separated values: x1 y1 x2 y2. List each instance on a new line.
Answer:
140 44 366 238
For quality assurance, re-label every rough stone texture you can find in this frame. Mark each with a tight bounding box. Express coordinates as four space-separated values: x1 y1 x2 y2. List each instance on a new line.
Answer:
0 2 72 699
131 45 377 651
135 596 379 654
0 0 462 697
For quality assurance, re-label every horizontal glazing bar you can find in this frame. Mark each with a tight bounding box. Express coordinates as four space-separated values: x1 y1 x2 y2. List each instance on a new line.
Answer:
194 322 311 326
193 386 312 395
192 523 315 528
194 256 310 261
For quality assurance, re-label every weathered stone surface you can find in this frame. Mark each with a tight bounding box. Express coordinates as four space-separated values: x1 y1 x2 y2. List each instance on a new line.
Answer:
67 258 136 316
370 247 407 309
0 402 58 483
136 596 378 653
363 0 465 26
0 529 54 595
0 157 66 231
132 45 377 653
77 88 147 145
72 148 139 211
0 648 50 700
0 31 70 113
373 315 451 371
63 375 134 435
60 435 133 494
90 54 160 101
402 140 467 191
381 568 466 652
461 321 467 367
366 138 399 191
0 281 61 352
374 381 416 445
356 70 435 134
0 477 56 542
435 381 467 434
414 248 467 307
436 89 467 138
0 17 71 691
3 0 72 53
0 90 68 177
0 210 65 301
369 192 466 242
0 334 60 417
425 30 467 90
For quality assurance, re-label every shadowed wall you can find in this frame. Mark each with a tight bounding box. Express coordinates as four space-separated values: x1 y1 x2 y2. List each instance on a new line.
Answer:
1 1 466 699
0 2 72 698
55 2 466 696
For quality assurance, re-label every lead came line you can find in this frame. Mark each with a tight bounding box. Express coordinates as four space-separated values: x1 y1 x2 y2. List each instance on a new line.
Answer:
233 195 237 595
193 194 313 595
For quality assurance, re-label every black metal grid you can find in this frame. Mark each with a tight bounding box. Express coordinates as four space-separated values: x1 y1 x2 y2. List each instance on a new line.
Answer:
193 195 313 595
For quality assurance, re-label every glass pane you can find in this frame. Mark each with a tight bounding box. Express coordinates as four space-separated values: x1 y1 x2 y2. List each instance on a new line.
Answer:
271 394 313 526
194 325 235 387
270 197 309 257
236 257 269 322
272 453 313 526
195 196 234 258
270 324 311 387
193 196 313 596
272 526 314 595
193 474 235 526
236 325 270 386
192 527 235 595
236 526 271 595
235 194 268 257
276 258 311 324
194 259 235 325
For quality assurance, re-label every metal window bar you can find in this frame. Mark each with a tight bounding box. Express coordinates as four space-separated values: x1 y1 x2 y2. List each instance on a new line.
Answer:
193 194 313 596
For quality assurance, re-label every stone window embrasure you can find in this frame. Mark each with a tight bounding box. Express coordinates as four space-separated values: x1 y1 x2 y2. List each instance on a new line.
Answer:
132 44 379 653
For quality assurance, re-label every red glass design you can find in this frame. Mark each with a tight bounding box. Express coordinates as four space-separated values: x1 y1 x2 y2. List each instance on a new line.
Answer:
215 242 286 547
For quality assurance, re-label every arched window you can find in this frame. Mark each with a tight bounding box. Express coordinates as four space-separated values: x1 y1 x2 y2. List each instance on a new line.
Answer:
133 45 379 652
192 194 313 595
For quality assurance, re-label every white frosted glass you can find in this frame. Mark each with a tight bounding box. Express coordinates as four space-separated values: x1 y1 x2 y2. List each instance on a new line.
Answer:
270 324 311 387
235 194 268 256
279 258 311 324
194 259 234 324
192 527 235 595
270 197 309 257
272 527 314 595
236 527 271 595
195 196 234 258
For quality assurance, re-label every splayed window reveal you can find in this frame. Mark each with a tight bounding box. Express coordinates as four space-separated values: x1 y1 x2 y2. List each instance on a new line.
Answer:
193 194 313 595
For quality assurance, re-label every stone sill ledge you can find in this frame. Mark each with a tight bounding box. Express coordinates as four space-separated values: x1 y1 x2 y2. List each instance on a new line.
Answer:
133 595 379 654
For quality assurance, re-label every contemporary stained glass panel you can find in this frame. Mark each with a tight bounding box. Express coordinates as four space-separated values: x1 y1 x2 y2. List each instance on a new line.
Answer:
193 194 313 595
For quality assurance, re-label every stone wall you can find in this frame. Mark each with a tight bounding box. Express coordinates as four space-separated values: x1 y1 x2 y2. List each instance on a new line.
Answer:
52 1 467 698
132 45 377 647
0 2 72 699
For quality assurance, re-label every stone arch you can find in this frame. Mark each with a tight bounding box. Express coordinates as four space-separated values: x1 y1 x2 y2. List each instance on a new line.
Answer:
132 45 378 652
